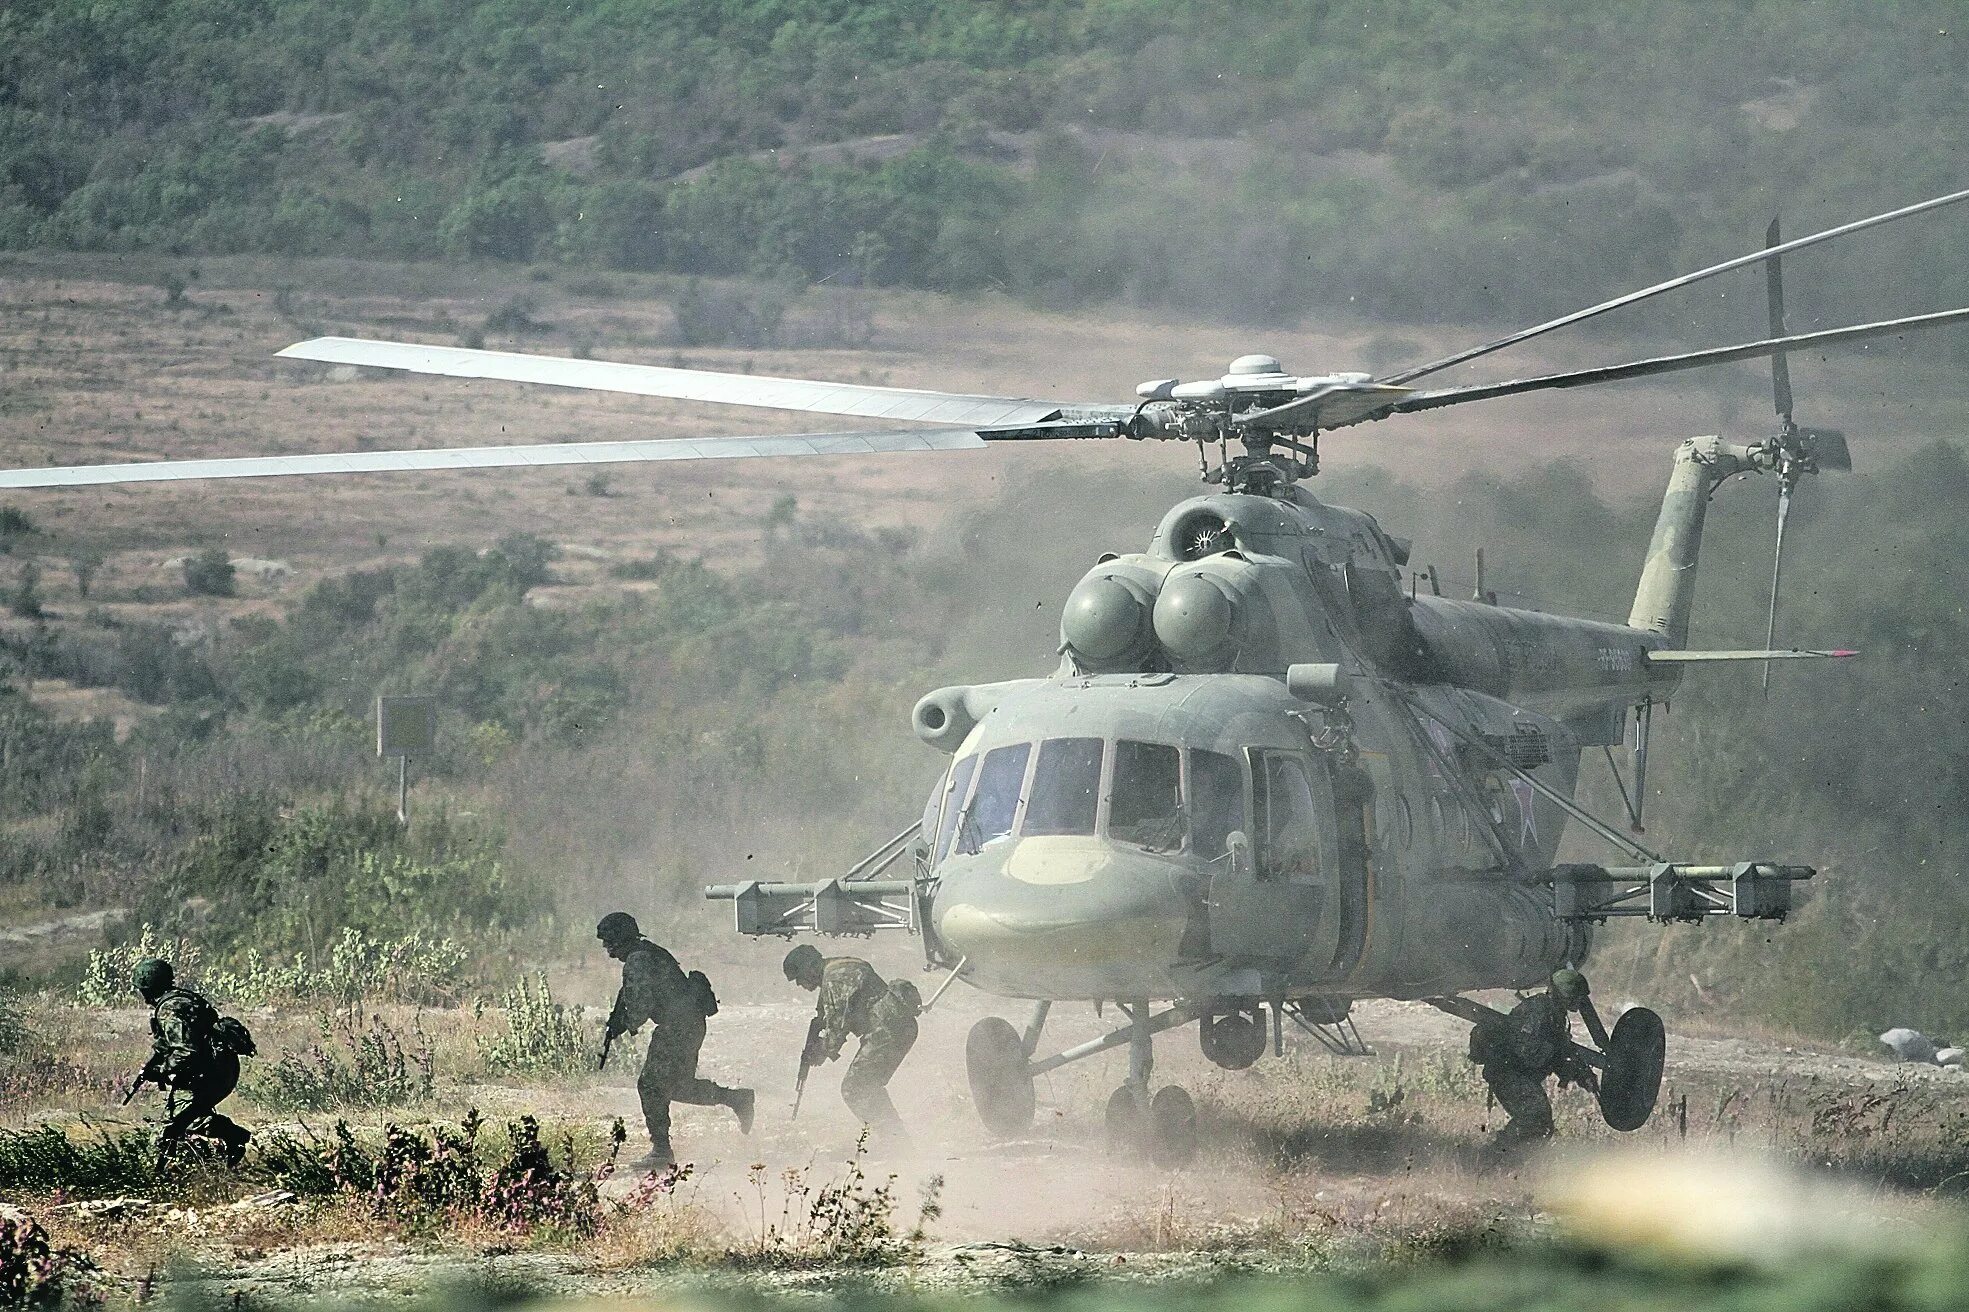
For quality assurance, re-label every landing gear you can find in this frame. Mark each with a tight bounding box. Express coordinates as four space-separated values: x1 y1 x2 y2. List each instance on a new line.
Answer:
1101 1000 1198 1167
1597 1006 1666 1131
968 999 1204 1165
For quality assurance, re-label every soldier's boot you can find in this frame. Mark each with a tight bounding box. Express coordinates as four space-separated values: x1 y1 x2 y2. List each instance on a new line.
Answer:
726 1087 756 1135
627 1143 676 1173
220 1122 252 1168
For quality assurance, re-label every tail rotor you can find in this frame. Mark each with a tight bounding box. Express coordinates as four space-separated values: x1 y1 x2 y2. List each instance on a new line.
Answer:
1758 216 1850 696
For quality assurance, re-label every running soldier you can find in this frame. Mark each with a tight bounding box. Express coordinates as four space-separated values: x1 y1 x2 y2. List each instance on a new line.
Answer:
782 945 919 1146
597 912 754 1170
1468 967 1596 1147
131 958 253 1166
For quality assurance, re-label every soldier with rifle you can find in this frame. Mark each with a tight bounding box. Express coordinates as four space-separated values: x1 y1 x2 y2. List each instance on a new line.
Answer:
128 958 254 1167
782 945 920 1148
596 912 754 1171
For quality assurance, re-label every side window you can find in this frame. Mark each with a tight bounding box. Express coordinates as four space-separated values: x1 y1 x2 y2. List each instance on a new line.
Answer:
1024 738 1105 836
1110 740 1184 851
1255 752 1320 878
1189 749 1244 859
963 743 1032 853
936 755 980 859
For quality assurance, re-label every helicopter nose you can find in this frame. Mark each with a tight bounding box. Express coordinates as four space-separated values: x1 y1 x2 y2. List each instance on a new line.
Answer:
933 837 1197 995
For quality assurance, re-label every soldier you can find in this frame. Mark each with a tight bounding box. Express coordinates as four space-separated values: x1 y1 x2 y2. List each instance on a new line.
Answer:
782 945 919 1146
1468 967 1596 1147
597 912 754 1171
132 958 252 1166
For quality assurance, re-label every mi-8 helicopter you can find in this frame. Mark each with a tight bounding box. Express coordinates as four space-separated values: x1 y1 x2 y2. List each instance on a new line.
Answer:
5 188 1968 1165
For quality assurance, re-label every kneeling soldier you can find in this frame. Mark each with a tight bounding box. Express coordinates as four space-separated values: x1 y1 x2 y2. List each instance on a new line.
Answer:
1469 967 1596 1147
783 945 919 1146
132 958 253 1166
598 912 754 1171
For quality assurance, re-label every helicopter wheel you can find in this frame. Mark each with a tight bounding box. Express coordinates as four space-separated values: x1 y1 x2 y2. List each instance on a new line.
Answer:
1148 1086 1198 1168
1104 1084 1147 1157
1596 1007 1666 1132
966 1017 1036 1135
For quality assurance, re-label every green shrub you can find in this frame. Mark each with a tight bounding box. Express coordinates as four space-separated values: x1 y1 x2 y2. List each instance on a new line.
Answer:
181 548 235 598
0 1124 160 1196
204 929 467 1009
478 974 590 1076
75 926 200 1007
247 1012 435 1112
0 1213 98 1308
260 1111 617 1239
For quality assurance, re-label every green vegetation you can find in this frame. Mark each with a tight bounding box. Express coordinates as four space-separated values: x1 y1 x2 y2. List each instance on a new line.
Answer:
478 974 591 1077
1 2 1963 336
247 1011 436 1112
0 1214 96 1309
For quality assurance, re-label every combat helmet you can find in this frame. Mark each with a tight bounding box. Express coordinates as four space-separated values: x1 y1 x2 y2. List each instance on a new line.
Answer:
1550 968 1589 1002
595 911 641 947
132 957 175 998
782 944 824 982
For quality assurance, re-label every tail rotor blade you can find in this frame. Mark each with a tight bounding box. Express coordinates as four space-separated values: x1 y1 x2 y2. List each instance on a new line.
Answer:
1763 484 1793 698
1766 217 1794 426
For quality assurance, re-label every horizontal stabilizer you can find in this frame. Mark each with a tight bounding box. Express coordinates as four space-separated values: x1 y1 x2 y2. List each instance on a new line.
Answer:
1646 648 1858 663
277 336 1065 428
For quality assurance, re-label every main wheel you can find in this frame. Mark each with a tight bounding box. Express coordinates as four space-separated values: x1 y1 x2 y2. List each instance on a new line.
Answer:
1199 1011 1267 1070
1597 1006 1666 1131
1149 1085 1197 1168
966 1016 1036 1135
1105 1085 1147 1156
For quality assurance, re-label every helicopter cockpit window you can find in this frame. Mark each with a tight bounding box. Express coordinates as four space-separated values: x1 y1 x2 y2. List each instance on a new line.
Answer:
1109 740 1184 851
1189 749 1244 859
1024 737 1105 837
962 742 1032 853
936 754 980 859
1256 752 1320 878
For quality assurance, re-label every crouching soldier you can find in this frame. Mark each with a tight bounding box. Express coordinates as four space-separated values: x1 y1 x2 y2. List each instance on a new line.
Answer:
131 957 254 1166
783 945 920 1147
1469 967 1596 1148
597 912 754 1171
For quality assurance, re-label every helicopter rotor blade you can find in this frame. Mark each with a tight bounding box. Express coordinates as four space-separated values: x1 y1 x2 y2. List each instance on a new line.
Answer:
277 336 1069 429
1380 186 1969 387
1763 483 1792 698
0 427 1004 489
1383 305 1969 421
1766 216 1794 426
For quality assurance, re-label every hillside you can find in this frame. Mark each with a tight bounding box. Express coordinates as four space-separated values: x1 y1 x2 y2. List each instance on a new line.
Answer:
2 0 1966 339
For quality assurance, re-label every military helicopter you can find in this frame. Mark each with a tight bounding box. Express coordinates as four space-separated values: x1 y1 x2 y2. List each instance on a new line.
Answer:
6 188 1969 1166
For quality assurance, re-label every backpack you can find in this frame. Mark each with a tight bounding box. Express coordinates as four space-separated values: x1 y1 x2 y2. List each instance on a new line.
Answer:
687 969 718 1017
211 1015 258 1057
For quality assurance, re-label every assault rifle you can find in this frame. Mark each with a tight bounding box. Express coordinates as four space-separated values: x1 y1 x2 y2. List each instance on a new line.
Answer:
791 1016 824 1119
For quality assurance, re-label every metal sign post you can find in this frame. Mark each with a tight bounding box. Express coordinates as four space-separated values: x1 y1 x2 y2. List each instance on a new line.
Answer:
376 695 437 824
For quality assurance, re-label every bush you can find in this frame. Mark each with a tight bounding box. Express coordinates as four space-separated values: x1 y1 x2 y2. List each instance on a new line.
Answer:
734 1134 943 1267
0 1214 98 1308
204 929 468 1009
248 1012 435 1112
181 548 235 597
262 1111 618 1239
0 1124 160 1196
479 974 591 1076
75 926 200 1007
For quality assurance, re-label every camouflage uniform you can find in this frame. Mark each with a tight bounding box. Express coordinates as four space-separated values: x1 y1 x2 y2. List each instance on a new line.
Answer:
1470 990 1575 1144
147 987 251 1163
814 957 918 1137
607 937 744 1163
